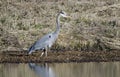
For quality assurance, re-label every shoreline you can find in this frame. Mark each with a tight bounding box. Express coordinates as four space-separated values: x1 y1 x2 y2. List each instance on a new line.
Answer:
0 51 120 63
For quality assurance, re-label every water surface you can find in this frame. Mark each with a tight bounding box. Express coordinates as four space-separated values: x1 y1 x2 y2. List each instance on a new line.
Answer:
0 62 120 77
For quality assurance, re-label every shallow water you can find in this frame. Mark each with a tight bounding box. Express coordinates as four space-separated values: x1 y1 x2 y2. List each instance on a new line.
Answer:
0 62 120 77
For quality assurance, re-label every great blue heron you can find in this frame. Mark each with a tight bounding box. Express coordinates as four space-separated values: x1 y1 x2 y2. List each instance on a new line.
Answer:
28 11 68 56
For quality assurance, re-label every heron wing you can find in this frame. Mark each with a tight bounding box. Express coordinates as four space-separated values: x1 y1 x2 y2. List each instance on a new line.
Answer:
30 33 53 50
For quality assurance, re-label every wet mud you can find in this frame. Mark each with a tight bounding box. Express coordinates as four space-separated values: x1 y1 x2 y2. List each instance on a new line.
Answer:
0 50 120 63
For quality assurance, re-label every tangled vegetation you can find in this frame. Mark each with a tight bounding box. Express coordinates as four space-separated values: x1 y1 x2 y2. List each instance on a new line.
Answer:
0 0 120 52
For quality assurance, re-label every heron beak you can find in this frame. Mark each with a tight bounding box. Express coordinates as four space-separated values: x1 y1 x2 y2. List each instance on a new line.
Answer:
66 16 71 18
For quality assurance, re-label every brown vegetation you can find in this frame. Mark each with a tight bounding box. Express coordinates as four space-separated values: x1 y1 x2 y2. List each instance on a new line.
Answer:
0 0 120 52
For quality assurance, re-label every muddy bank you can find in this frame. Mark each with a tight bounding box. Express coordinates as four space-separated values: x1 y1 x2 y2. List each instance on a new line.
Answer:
0 50 120 63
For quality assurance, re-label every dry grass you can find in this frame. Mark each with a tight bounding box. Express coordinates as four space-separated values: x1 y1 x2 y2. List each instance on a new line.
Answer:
0 0 120 52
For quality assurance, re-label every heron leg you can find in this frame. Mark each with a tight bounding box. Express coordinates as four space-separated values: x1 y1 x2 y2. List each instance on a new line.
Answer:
40 48 45 57
45 47 47 57
40 52 44 57
45 46 49 57
40 46 48 57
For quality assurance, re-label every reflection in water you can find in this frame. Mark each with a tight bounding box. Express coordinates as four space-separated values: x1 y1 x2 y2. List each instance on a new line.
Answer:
28 63 55 77
0 62 120 77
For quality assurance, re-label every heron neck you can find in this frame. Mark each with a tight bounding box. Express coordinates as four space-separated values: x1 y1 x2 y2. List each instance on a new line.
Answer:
54 14 61 34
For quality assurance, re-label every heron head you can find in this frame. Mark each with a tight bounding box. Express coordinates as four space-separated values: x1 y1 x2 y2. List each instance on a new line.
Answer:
60 11 68 18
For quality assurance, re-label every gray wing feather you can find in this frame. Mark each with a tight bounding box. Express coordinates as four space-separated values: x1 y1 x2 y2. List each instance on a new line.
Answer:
28 32 53 53
28 31 59 54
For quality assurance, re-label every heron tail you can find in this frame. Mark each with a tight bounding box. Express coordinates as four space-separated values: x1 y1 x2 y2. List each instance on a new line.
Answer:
28 51 32 54
28 46 34 54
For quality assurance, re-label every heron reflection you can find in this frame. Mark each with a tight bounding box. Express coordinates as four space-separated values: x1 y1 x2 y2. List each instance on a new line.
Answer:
29 63 55 77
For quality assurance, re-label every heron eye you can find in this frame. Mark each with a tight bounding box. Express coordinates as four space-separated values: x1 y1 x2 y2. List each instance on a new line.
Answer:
49 35 51 38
